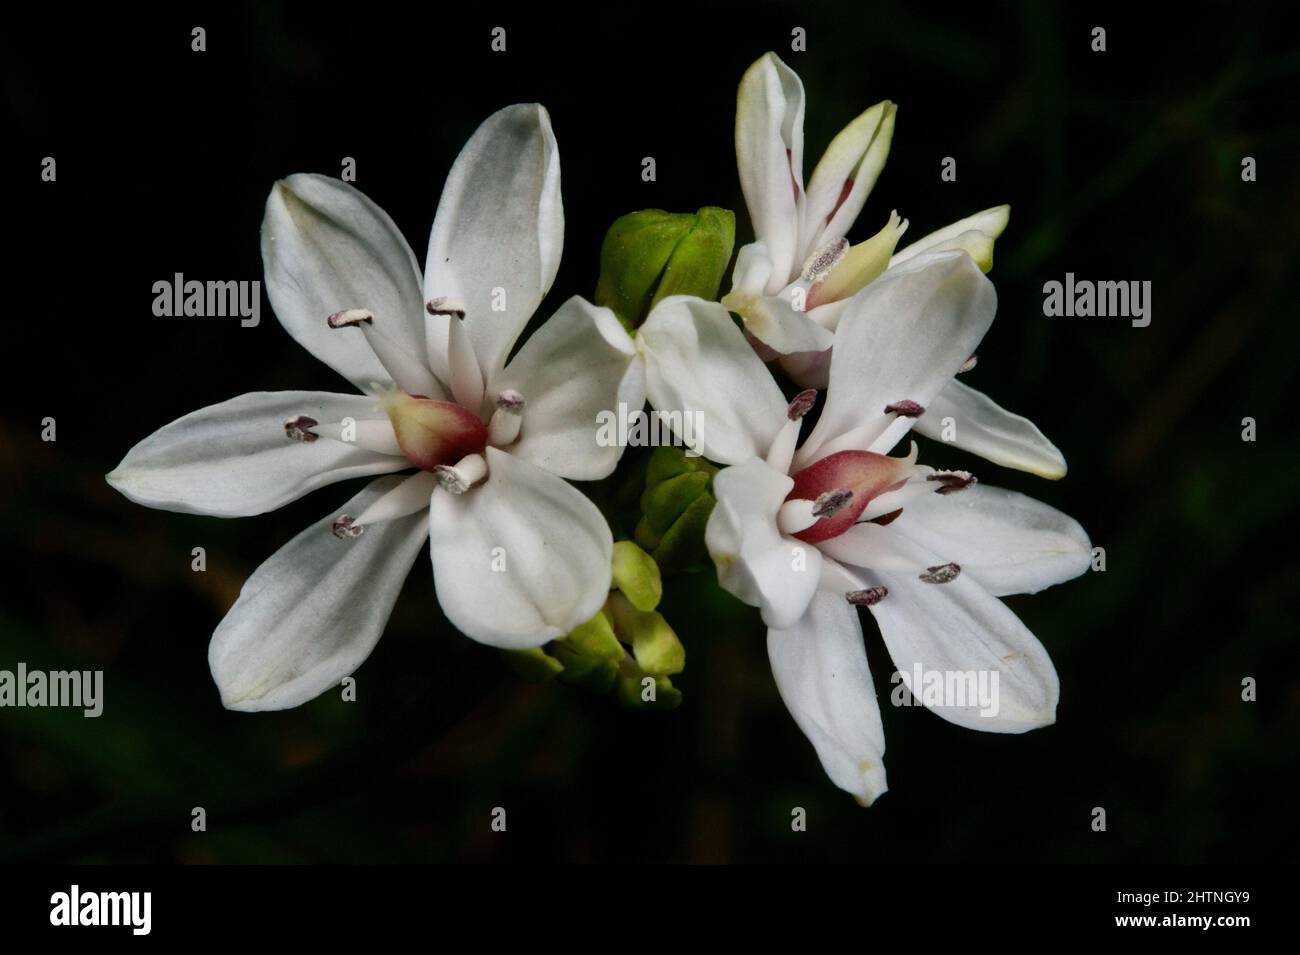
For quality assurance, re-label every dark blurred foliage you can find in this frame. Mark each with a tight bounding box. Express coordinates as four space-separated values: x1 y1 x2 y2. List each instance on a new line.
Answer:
2 1 1297 863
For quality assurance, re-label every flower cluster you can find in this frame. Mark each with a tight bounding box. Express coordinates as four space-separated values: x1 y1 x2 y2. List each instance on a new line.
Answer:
109 53 1090 803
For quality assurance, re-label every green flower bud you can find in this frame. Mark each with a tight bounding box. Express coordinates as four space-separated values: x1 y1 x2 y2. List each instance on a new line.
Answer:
651 206 735 304
638 471 710 545
503 544 686 710
551 610 624 693
611 540 662 612
595 207 736 328
606 592 685 677
634 446 718 573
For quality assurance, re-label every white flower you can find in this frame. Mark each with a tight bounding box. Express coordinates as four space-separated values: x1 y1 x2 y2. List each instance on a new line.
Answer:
641 251 1091 804
108 105 644 711
724 52 1059 478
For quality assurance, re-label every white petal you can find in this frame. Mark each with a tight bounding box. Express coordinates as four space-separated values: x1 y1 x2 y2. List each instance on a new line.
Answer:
889 484 1090 596
890 205 1010 269
355 471 440 526
706 459 821 629
913 379 1068 479
493 296 643 480
766 417 801 474
729 241 775 297
735 52 806 289
208 475 429 711
802 101 896 255
429 447 612 649
768 593 888 805
859 469 943 520
860 532 1060 732
736 293 835 355
815 554 860 593
445 313 486 415
795 251 997 468
262 175 427 392
424 104 563 381
818 523 926 574
107 392 407 517
777 347 833 390
639 296 788 465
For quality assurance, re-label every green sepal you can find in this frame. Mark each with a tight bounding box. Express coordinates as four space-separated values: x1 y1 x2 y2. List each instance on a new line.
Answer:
616 673 683 710
606 593 685 677
501 647 564 682
560 610 624 662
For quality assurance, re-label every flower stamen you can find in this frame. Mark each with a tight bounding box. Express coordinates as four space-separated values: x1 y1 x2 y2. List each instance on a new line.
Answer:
884 400 925 417
846 587 888 607
787 388 818 420
328 308 441 397
799 237 849 284
811 487 854 518
332 515 364 539
927 470 977 495
326 309 374 328
433 452 488 494
918 562 961 584
284 415 319 442
426 297 467 319
488 390 525 446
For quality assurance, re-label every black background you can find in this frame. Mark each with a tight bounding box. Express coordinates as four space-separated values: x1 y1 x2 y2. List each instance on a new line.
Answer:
2 1 1297 864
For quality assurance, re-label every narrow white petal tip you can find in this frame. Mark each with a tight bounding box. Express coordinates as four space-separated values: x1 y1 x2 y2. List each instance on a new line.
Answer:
326 308 375 329
217 687 256 711
1020 452 1068 480
215 681 304 713
854 764 889 808
1000 706 1058 733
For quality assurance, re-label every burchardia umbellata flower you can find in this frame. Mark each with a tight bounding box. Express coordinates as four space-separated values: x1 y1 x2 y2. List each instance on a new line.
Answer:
723 52 1061 479
641 251 1090 804
108 104 644 710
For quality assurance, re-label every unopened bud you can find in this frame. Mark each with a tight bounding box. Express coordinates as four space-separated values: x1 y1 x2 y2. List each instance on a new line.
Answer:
595 207 736 328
